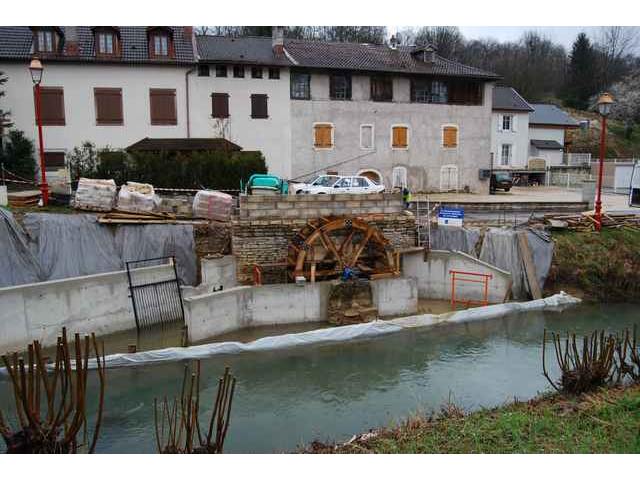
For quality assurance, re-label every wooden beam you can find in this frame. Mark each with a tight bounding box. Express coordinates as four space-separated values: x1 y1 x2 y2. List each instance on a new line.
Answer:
517 231 542 300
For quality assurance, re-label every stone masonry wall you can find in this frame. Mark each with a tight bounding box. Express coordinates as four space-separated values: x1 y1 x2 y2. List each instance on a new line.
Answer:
232 213 416 285
238 193 404 220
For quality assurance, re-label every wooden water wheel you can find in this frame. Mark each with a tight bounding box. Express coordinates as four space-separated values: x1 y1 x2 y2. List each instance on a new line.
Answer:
288 216 398 281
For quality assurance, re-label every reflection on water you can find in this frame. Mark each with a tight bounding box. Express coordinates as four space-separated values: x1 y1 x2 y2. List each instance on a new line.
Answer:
0 303 637 453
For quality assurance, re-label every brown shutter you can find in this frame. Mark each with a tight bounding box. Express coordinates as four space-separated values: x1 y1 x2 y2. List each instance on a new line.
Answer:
250 94 268 119
149 88 177 125
443 127 458 148
392 126 407 148
211 93 229 118
314 124 333 148
44 151 65 169
94 88 123 125
37 87 65 126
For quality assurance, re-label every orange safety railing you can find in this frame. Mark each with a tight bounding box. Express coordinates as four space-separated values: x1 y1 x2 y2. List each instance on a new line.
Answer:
449 270 493 309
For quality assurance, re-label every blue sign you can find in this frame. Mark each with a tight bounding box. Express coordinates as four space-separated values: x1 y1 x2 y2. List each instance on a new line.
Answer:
438 208 464 226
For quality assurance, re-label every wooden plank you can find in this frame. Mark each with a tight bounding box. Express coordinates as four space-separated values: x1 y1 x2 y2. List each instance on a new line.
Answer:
517 231 542 300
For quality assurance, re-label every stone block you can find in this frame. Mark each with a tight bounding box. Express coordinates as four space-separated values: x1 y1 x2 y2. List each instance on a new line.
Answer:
276 202 294 209
345 201 362 208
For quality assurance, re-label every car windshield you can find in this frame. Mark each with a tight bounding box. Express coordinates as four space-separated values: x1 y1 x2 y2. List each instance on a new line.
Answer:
311 175 340 187
495 172 512 181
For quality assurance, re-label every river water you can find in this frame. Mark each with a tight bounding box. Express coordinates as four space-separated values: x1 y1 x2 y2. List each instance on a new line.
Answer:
0 303 637 453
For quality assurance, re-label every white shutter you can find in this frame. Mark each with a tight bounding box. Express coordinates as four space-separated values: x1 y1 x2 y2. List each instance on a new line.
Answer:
512 115 518 132
497 114 503 132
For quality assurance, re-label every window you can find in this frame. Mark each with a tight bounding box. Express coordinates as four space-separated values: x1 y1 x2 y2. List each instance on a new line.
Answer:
411 78 448 103
500 144 512 166
233 65 245 78
149 88 177 125
448 80 482 105
440 165 459 191
148 29 173 59
313 123 334 149
442 126 458 148
391 125 408 149
215 65 227 78
290 72 311 100
502 115 512 131
268 68 280 80
250 94 268 119
36 87 65 126
44 152 65 170
353 177 368 188
94 88 123 125
371 76 393 102
34 29 57 53
360 124 374 150
334 177 352 188
197 65 210 77
251 67 263 79
96 30 118 56
211 93 229 119
392 167 408 189
330 73 351 100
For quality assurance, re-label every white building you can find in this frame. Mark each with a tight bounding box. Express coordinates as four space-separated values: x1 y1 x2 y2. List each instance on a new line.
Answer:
491 87 579 173
1 26 501 193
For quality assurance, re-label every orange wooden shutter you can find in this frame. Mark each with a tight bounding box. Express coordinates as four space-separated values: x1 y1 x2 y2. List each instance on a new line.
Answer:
443 127 458 148
392 126 407 148
314 124 332 148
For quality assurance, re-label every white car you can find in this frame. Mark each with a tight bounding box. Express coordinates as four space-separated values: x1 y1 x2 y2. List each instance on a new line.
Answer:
292 175 342 194
331 176 385 194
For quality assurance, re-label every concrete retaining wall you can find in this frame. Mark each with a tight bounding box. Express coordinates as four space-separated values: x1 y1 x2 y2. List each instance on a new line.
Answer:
0 264 173 354
184 277 415 342
201 256 237 289
239 193 404 220
402 249 511 304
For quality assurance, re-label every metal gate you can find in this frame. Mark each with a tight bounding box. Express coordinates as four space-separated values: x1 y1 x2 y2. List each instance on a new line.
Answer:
125 256 185 331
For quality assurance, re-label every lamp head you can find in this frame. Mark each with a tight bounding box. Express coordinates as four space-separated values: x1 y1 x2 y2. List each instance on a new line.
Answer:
29 57 43 85
596 92 614 117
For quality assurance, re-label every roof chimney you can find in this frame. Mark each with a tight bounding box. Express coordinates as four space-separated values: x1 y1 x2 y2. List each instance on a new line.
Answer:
64 26 80 56
272 26 284 56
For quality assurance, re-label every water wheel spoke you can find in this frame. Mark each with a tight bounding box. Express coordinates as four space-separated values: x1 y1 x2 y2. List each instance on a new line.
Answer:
319 230 344 268
348 228 374 267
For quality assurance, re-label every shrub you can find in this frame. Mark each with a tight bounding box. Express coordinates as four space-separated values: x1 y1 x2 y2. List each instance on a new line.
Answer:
67 141 99 183
0 129 36 182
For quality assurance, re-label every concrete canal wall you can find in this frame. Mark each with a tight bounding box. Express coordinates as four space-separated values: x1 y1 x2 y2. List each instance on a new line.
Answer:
184 276 418 342
0 264 174 354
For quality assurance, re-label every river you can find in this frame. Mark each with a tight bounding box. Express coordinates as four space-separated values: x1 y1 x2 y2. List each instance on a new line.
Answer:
0 302 637 453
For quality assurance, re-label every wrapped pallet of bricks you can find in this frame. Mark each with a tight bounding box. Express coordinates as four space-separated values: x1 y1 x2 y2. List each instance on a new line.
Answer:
73 178 117 211
192 190 233 222
117 181 161 213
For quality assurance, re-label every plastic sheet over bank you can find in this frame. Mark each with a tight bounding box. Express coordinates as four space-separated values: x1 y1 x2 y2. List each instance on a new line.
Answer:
52 293 579 371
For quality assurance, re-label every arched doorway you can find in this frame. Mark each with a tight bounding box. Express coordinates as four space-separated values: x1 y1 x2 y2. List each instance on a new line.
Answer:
357 169 383 185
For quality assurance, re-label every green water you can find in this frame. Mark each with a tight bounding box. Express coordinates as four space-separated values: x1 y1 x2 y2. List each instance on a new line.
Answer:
1 303 637 453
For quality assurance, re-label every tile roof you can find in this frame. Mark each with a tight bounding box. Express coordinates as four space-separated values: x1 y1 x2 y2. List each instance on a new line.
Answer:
529 104 579 127
196 36 500 80
492 86 534 111
530 139 564 149
0 26 196 65
126 137 242 152
196 35 291 66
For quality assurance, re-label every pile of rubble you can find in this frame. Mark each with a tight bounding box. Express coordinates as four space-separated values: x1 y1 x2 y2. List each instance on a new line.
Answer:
543 212 640 232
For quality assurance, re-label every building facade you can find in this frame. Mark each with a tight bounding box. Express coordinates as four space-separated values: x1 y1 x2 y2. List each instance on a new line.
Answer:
0 26 500 193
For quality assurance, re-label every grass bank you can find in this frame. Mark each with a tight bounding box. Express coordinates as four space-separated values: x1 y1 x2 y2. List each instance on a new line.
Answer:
544 229 640 302
305 384 640 453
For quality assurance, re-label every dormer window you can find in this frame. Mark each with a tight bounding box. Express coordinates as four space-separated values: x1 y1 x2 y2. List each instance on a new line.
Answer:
33 28 59 54
148 28 174 59
94 28 120 57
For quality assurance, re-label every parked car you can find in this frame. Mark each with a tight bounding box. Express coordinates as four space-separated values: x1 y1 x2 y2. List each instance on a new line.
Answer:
490 171 513 193
244 174 289 195
291 175 342 194
332 176 385 194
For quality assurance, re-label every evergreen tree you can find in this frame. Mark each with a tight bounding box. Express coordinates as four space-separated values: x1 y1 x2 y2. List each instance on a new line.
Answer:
564 33 598 110
0 130 36 181
0 71 12 149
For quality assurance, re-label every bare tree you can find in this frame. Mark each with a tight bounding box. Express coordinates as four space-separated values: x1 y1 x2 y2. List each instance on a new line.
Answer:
595 26 640 87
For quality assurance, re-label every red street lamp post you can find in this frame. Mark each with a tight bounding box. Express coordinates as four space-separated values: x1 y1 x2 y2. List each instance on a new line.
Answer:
29 57 49 206
594 92 614 232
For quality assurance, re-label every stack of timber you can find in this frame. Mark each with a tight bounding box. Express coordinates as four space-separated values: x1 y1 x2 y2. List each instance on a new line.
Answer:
98 209 207 225
543 212 640 232
7 190 41 207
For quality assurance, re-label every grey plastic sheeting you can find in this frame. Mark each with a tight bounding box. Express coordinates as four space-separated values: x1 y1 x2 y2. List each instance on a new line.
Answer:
1 212 197 287
429 225 481 256
479 228 554 300
115 224 197 286
0 208 43 287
